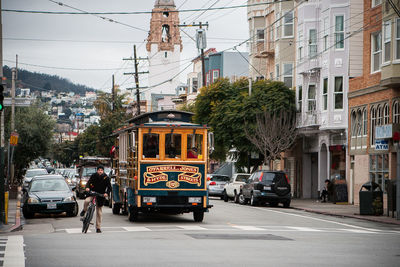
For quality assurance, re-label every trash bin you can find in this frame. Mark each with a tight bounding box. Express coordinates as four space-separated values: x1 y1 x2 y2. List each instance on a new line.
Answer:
359 182 383 215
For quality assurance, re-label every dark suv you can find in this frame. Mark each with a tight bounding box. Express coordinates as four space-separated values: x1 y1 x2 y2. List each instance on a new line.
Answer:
239 170 291 208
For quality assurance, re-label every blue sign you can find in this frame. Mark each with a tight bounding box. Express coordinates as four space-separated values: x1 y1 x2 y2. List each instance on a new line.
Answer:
375 139 389 150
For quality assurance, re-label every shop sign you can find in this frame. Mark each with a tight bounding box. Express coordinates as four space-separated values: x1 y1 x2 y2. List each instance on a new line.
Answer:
375 124 392 139
375 139 389 150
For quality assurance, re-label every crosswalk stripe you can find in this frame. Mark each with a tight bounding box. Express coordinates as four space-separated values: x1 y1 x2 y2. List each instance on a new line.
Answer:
3 235 25 267
178 225 207 230
123 226 151 232
288 227 322 232
65 228 89 234
232 225 265 231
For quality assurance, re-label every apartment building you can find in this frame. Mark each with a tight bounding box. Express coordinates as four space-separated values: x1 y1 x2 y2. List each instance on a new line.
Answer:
348 0 400 205
295 0 363 199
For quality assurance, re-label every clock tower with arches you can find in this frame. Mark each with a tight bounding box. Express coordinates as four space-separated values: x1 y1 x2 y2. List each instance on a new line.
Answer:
145 0 183 107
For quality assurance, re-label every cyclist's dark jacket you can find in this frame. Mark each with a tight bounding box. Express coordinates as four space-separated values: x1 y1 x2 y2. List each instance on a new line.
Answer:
86 172 112 207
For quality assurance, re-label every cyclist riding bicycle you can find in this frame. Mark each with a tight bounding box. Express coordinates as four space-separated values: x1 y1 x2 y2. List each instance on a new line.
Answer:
80 165 112 233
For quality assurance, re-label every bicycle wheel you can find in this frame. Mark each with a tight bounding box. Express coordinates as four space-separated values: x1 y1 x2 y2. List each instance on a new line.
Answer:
82 205 94 233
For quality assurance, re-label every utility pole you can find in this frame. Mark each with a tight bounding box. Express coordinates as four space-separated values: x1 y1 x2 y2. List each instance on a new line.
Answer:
111 75 115 112
177 22 209 88
124 45 149 116
0 0 5 224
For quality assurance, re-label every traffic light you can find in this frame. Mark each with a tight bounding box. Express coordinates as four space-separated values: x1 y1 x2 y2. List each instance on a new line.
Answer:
0 85 4 112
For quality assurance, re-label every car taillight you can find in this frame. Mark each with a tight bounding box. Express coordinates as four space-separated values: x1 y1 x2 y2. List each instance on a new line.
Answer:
209 181 216 186
259 172 264 182
285 174 290 184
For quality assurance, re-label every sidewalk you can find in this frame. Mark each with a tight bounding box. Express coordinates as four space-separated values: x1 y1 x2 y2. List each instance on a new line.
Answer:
291 199 400 225
0 187 22 234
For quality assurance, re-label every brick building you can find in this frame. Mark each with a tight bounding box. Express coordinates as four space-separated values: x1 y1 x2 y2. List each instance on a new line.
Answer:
348 0 400 205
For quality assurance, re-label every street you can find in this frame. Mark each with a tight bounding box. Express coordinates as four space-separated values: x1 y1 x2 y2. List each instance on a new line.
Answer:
2 198 399 267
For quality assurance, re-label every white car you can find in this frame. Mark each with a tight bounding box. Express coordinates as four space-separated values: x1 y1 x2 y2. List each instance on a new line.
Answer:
22 168 49 189
223 173 251 203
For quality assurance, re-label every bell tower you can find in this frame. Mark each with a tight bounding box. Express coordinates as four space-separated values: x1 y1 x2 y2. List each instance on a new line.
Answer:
146 0 183 105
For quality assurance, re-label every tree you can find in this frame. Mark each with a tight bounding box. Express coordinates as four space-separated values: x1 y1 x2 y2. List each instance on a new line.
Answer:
193 78 295 171
12 103 55 181
245 109 297 166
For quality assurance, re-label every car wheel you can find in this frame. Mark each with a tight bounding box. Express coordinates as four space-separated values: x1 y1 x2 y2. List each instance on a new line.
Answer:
283 200 291 208
128 207 139 222
223 190 229 202
233 191 239 203
112 203 121 215
238 193 248 205
67 203 79 217
250 193 258 206
22 206 34 219
193 211 204 222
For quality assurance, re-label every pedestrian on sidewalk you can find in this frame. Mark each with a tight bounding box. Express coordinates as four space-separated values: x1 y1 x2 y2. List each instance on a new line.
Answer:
80 165 111 233
320 179 332 202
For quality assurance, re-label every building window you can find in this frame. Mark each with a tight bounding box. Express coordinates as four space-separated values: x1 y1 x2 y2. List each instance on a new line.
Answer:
371 107 377 146
363 108 368 136
383 20 391 63
393 100 400 123
372 0 382 7
276 64 280 81
197 72 202 88
351 111 357 138
212 70 219 83
395 19 400 60
334 77 343 110
192 78 198 93
369 154 389 193
309 29 317 58
298 29 303 60
257 29 264 42
308 84 316 112
283 63 293 88
377 105 383 126
384 104 389 124
283 11 294 37
298 85 302 112
357 110 363 137
371 31 382 72
275 12 280 40
323 17 329 51
323 78 328 111
335 15 344 49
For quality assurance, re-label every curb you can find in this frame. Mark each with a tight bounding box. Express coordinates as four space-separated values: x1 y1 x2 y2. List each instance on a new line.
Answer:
1 187 23 233
292 206 400 226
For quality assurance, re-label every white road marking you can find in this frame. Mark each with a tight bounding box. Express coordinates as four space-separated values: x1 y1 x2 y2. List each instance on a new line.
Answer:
249 206 382 232
178 225 207 230
288 227 322 232
340 229 377 234
65 228 88 234
123 226 151 232
3 235 25 267
232 225 265 231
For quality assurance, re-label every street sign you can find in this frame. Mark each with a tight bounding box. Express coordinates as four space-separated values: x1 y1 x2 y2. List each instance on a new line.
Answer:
375 139 388 150
10 132 19 146
376 124 393 139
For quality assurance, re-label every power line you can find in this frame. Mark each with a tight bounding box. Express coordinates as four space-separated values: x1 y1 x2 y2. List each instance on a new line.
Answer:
46 0 148 32
2 1 291 15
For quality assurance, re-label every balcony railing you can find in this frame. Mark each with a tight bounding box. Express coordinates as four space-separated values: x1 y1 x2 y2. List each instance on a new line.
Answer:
296 109 320 128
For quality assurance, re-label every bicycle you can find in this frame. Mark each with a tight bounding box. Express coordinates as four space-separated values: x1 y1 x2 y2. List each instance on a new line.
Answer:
81 191 105 233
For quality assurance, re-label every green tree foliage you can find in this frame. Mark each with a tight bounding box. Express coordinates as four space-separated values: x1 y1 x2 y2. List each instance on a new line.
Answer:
12 103 55 180
51 141 77 167
193 78 295 170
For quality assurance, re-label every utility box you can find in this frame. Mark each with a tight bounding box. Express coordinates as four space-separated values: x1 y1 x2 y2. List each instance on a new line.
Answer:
359 182 383 215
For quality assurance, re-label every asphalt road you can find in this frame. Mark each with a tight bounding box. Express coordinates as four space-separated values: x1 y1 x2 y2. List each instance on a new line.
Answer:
7 197 400 267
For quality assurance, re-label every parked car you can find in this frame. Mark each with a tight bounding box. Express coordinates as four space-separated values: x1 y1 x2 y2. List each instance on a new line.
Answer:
207 174 230 199
223 173 251 203
239 170 291 208
22 168 49 189
22 175 79 218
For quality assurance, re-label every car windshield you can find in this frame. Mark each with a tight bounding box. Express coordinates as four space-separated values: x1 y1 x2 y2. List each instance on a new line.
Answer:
211 176 230 182
262 172 285 183
236 174 250 182
30 179 69 192
82 167 97 177
25 169 48 178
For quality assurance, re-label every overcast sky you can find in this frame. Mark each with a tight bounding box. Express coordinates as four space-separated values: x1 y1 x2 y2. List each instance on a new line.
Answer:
2 0 249 93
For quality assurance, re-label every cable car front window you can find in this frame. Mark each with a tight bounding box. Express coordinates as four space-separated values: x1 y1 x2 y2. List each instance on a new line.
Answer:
165 133 182 159
187 134 203 160
143 133 159 159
